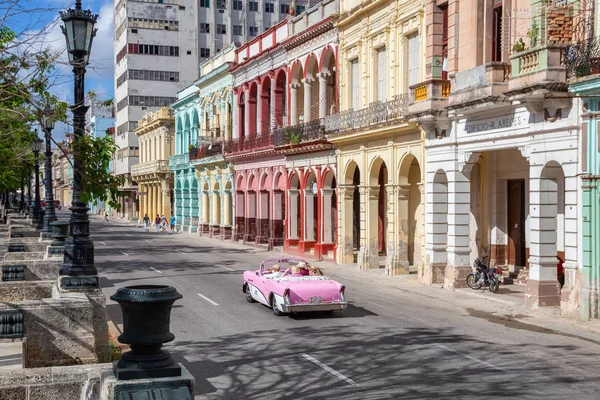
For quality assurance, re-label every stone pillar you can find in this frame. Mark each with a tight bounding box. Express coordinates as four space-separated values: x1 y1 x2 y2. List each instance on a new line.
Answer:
244 90 250 137
444 169 472 290
304 188 315 242
138 184 144 219
202 191 210 225
526 162 561 308
288 189 299 239
302 78 313 123
232 95 239 139
357 185 380 269
321 188 334 244
318 72 329 119
387 184 409 275
162 179 171 218
338 186 354 264
290 83 299 125
224 190 232 226
257 83 263 135
270 81 277 131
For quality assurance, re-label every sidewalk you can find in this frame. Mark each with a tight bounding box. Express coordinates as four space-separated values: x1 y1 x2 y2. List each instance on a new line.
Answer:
101 219 600 343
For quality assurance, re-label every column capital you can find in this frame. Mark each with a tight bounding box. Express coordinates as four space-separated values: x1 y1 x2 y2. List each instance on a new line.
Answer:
302 77 315 85
290 83 301 90
317 71 331 81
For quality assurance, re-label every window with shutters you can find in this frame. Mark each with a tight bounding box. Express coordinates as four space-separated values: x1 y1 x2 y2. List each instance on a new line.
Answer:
492 0 503 62
440 4 449 79
377 48 387 102
350 60 360 110
407 33 420 87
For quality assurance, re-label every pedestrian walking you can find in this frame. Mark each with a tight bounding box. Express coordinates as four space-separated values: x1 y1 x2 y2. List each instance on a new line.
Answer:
143 213 150 232
155 214 161 232
160 214 167 232
170 214 176 233
103 210 109 222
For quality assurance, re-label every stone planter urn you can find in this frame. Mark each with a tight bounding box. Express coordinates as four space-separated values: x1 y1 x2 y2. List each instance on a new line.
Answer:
50 221 69 246
110 285 183 380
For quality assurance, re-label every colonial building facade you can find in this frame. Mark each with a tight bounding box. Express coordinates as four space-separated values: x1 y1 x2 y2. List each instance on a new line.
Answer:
131 107 175 222
192 45 236 240
326 0 427 274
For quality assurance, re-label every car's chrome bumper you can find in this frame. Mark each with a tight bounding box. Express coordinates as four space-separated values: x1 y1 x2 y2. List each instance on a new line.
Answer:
281 302 348 313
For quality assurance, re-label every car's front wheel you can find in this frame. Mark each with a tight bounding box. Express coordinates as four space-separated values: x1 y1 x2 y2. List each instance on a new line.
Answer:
271 295 285 316
245 284 255 303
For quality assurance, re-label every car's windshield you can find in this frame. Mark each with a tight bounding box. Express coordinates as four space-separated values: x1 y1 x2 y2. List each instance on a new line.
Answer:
260 258 324 277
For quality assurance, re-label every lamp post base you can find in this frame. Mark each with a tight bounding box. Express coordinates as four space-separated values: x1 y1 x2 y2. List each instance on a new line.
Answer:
58 275 99 290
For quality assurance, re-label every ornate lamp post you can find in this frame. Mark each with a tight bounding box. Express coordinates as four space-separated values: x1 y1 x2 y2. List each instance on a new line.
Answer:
30 135 43 227
58 0 99 289
41 108 58 238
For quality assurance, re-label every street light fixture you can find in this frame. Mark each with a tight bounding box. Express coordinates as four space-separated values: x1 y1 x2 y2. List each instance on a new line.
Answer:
58 0 99 290
30 135 44 228
41 107 58 238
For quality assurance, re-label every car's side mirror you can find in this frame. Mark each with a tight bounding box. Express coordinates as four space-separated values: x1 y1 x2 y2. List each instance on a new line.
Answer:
255 271 259 276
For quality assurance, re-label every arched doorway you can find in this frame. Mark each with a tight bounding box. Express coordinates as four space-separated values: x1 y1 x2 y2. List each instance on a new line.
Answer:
272 172 285 247
399 155 422 269
369 158 388 257
351 165 360 251
432 170 449 265
261 76 271 134
237 91 245 139
274 70 287 128
322 170 337 245
320 47 337 117
211 181 221 237
290 62 304 125
257 172 271 244
234 174 245 241
201 182 209 235
304 172 318 242
245 174 257 243
288 173 301 241
304 55 319 122
248 82 258 136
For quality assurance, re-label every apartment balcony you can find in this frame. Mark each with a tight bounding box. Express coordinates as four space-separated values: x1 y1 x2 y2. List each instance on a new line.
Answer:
168 153 190 170
272 119 330 155
565 37 600 84
407 79 451 118
446 62 511 115
189 135 224 164
131 159 171 178
323 95 410 136
222 134 274 157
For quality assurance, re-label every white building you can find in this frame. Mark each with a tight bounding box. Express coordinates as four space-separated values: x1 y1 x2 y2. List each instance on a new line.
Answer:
113 0 297 219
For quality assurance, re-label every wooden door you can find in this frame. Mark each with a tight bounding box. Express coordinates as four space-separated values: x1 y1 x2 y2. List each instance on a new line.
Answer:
507 180 525 266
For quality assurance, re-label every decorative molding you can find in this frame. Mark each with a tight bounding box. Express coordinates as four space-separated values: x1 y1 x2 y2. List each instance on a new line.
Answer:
459 152 481 175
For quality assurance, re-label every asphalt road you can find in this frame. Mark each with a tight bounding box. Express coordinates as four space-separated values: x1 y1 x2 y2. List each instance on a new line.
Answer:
92 218 600 400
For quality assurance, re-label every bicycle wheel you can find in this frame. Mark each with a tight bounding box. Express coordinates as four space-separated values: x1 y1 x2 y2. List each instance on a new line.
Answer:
466 272 482 290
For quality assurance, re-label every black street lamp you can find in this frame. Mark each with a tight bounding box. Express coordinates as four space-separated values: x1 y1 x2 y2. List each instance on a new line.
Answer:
58 0 99 289
26 167 32 215
19 174 25 212
30 135 43 228
41 108 58 238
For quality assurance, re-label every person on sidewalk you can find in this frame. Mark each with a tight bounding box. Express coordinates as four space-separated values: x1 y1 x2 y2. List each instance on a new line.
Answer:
103 210 109 222
170 214 176 233
160 214 167 232
143 213 150 232
155 214 161 232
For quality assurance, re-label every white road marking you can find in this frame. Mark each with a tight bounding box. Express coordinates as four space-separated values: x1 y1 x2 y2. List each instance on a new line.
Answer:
109 229 117 231
144 239 153 243
300 353 357 386
433 343 506 372
150 267 162 274
196 293 219 306
99 241 107 245
176 250 185 254
121 251 129 256
219 266 234 271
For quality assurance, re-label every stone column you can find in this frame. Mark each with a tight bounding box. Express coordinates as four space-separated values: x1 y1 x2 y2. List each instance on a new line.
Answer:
526 161 561 309
270 81 277 131
302 78 313 123
444 169 472 290
162 179 171 218
158 183 163 217
318 72 330 119
304 188 315 242
387 184 409 275
357 185 380 269
202 191 210 225
224 190 232 226
232 95 239 139
244 90 250 137
138 184 145 219
321 188 334 244
290 83 299 125
337 186 354 264
288 189 299 239
256 83 263 134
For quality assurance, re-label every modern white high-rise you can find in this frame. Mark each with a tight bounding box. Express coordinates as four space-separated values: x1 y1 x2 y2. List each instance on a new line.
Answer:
113 0 296 219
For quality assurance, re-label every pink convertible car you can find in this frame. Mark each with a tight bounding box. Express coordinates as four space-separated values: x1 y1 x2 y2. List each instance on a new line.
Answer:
242 257 348 316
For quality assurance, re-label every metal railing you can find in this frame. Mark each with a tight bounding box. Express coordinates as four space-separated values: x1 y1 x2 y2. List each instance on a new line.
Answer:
272 119 325 147
566 36 600 79
323 95 410 134
189 136 223 161
222 134 274 155
168 153 190 169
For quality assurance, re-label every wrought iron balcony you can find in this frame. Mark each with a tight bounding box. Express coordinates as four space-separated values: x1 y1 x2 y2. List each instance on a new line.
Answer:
272 120 326 147
222 134 274 155
566 37 600 80
323 95 410 135
131 159 171 177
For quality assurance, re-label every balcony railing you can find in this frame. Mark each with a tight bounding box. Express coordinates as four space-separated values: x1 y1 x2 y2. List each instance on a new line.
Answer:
168 153 190 169
131 159 170 176
272 119 326 147
323 95 410 134
189 136 223 161
222 134 274 155
565 37 600 80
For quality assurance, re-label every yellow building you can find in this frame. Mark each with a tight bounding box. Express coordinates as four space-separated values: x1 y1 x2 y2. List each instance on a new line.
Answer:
326 0 427 274
131 107 175 222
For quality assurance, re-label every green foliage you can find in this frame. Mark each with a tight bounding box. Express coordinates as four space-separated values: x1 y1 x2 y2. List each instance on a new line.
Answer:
69 134 125 210
527 21 539 47
512 38 526 52
283 129 301 145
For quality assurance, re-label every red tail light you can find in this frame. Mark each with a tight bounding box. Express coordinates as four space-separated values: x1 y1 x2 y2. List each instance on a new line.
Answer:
339 285 346 302
283 288 290 304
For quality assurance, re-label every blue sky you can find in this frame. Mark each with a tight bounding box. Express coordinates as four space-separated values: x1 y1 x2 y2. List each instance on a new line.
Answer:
6 0 114 141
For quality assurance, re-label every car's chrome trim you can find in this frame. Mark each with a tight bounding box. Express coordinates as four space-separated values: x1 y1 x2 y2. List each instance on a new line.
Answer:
281 302 348 313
